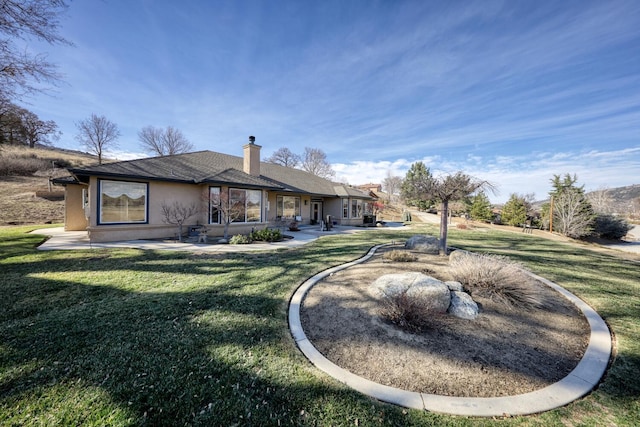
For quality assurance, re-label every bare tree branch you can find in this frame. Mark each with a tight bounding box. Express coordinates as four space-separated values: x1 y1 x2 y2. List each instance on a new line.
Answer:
0 1 70 101
301 147 335 179
138 125 194 156
160 200 199 242
265 147 301 168
75 114 120 164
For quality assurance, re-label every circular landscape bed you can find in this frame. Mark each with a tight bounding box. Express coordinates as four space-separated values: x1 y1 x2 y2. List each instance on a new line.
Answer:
300 246 591 398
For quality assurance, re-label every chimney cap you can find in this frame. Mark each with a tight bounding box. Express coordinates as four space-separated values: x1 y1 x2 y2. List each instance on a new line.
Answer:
249 135 255 144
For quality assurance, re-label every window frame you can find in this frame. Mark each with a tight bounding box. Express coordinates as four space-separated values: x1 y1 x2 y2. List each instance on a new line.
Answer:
229 187 263 223
351 199 363 219
276 195 301 219
209 186 221 224
98 179 148 225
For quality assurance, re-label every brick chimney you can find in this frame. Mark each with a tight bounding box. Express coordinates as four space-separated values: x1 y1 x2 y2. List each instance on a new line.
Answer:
243 135 261 176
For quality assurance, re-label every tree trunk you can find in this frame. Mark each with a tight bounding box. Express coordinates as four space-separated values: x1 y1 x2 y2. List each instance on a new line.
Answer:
223 220 230 240
439 200 449 256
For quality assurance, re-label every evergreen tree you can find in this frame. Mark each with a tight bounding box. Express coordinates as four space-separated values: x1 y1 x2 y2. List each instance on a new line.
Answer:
400 162 434 209
501 194 527 226
469 192 493 222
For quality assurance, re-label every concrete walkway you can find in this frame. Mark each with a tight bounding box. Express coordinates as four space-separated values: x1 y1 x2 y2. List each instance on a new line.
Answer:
31 225 378 252
288 244 612 417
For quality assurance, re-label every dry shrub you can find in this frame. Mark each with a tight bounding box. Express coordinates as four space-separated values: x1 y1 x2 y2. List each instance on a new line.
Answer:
378 288 440 332
456 223 468 229
0 153 50 176
383 250 418 262
449 252 546 309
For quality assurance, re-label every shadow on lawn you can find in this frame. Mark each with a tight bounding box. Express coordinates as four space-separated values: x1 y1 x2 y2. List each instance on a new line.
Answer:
449 229 640 400
1 233 433 425
1 227 638 425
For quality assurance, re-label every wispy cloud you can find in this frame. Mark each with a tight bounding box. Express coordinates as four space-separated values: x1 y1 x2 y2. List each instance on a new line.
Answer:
25 0 640 203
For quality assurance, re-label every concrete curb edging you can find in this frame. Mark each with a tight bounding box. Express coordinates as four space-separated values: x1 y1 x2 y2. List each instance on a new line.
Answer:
288 243 612 417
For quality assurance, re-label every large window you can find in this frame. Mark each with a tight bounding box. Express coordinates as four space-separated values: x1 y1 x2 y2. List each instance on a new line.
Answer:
230 188 262 223
351 199 363 218
99 180 147 224
276 196 300 219
209 187 262 224
209 186 221 224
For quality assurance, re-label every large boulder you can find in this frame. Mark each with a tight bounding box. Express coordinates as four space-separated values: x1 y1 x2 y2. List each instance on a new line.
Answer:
445 281 464 292
370 272 451 313
404 235 440 254
447 291 479 320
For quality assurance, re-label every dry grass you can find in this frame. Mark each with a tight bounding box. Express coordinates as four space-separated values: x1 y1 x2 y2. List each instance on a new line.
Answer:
383 249 418 262
0 146 98 225
449 251 546 309
378 288 442 332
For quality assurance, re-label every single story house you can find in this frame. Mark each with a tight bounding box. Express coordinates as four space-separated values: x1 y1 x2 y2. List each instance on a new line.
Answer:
54 137 376 242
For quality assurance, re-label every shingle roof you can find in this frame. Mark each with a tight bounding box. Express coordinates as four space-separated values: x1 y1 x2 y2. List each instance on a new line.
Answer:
69 150 372 199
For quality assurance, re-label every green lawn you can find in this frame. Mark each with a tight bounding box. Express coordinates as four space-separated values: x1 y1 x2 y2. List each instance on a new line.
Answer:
1 225 638 426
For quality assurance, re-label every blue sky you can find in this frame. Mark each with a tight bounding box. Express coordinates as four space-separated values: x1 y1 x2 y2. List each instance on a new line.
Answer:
25 0 640 203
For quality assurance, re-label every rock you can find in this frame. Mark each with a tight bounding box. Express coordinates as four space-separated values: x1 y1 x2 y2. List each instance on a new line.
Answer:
445 281 464 292
404 235 440 254
370 272 451 313
447 291 479 320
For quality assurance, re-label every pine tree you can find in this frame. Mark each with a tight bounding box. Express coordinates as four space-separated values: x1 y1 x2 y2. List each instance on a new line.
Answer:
501 194 527 226
469 192 493 222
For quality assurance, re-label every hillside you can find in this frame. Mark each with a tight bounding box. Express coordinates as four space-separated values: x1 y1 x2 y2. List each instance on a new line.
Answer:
0 145 99 225
531 184 640 218
606 184 640 208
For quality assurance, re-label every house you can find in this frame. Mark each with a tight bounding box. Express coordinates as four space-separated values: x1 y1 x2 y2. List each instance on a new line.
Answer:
54 136 375 242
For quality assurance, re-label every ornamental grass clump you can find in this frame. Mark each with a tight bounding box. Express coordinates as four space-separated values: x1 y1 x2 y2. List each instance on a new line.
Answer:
449 251 546 309
383 249 418 262
378 287 442 332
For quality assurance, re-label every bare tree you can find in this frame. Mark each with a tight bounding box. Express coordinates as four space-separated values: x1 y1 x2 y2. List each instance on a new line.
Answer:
587 188 615 215
382 171 402 203
138 125 194 156
19 108 60 147
0 0 70 101
431 172 495 255
301 147 335 179
209 188 246 241
0 101 59 146
403 165 495 255
547 174 594 238
160 200 199 242
75 114 120 164
265 147 301 168
553 190 595 238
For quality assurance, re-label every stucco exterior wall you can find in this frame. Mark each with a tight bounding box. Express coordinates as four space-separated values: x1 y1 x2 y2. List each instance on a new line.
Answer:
70 176 373 242
64 184 88 231
85 179 278 242
86 179 208 242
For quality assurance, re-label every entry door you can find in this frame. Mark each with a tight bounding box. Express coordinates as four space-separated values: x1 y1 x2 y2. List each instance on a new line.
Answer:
311 202 323 224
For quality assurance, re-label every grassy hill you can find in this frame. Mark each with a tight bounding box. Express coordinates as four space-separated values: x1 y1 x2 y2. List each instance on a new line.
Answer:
0 145 98 225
